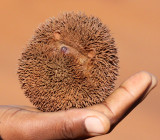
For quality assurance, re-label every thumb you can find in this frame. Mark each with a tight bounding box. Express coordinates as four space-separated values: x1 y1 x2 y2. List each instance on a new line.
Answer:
26 109 110 139
0 107 110 140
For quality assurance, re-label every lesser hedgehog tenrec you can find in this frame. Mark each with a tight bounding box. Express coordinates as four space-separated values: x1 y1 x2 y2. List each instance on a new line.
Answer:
18 12 119 112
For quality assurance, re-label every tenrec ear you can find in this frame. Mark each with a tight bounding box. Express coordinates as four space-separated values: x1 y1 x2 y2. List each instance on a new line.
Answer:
88 50 96 58
54 31 61 40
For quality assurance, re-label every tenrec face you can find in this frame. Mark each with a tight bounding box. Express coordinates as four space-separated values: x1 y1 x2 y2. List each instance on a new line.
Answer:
18 12 119 112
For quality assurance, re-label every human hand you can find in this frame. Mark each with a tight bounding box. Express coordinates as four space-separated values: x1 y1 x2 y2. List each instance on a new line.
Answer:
0 71 157 140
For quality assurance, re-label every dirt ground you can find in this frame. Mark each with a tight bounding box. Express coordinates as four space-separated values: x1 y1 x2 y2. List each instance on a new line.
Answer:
0 0 159 139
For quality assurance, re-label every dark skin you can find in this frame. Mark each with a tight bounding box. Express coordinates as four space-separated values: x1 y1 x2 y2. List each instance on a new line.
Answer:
0 71 157 140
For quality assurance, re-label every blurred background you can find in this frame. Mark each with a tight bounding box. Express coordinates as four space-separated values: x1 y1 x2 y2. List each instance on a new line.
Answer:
0 0 159 139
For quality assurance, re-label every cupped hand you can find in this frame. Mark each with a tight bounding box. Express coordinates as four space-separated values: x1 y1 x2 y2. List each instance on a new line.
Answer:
0 71 157 140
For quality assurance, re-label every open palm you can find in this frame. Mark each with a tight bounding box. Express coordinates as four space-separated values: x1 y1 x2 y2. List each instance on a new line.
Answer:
0 71 157 140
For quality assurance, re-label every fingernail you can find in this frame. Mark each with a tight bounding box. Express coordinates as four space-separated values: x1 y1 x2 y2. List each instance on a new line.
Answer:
141 74 158 101
145 74 157 94
149 74 158 90
84 117 105 135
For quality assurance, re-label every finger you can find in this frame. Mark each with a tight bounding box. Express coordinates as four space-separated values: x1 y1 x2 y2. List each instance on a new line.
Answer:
88 71 157 127
6 105 41 112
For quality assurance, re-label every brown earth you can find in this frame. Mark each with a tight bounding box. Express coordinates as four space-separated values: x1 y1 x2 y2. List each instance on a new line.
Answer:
0 0 159 139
